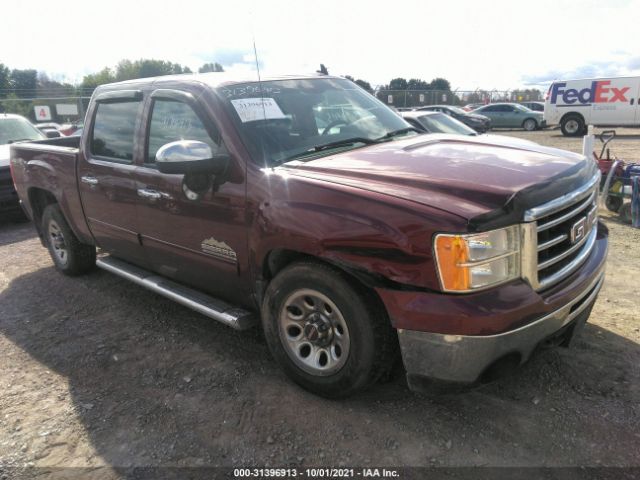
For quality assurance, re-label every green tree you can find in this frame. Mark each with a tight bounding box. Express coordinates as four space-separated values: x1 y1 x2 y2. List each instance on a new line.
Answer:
199 62 224 73
389 78 408 90
345 75 373 93
0 63 10 98
81 67 115 90
407 78 430 90
115 59 190 81
10 69 37 98
429 77 451 91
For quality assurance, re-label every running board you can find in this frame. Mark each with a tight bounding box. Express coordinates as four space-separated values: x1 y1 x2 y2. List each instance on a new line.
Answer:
96 256 256 330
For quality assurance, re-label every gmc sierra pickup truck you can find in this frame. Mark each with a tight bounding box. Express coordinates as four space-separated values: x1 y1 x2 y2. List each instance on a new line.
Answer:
10 73 608 397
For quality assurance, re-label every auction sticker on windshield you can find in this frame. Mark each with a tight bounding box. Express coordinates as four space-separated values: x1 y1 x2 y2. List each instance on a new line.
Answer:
231 98 286 123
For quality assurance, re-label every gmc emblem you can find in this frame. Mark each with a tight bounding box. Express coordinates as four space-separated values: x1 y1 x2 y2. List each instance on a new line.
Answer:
570 218 587 244
570 206 597 245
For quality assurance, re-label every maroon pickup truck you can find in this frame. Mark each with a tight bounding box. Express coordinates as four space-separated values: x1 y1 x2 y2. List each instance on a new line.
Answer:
10 73 608 397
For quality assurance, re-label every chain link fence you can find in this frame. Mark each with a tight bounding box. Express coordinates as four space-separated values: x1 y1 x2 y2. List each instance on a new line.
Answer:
0 87 545 122
374 89 544 109
0 96 90 124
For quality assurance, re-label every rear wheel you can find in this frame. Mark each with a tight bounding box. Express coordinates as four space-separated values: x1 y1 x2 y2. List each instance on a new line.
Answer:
261 261 396 398
523 118 537 131
619 202 633 224
605 195 623 213
42 204 96 275
560 114 585 137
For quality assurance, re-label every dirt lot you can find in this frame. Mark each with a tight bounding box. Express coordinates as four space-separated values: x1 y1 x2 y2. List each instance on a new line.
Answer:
1 128 639 478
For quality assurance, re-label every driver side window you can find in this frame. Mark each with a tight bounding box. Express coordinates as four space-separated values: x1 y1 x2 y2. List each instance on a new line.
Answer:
146 99 221 164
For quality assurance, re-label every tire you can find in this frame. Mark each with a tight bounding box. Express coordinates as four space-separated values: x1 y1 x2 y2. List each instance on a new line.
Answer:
560 114 585 137
261 261 397 398
523 118 537 131
605 195 623 213
42 204 96 275
619 202 632 224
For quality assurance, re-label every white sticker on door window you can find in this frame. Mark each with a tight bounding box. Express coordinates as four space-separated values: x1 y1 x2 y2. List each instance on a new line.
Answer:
230 98 286 123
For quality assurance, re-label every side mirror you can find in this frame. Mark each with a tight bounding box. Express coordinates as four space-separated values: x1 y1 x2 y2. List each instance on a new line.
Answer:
44 129 61 138
155 140 228 175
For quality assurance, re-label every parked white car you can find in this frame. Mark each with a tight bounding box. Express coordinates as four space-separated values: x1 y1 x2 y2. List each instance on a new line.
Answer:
0 114 46 214
544 76 640 136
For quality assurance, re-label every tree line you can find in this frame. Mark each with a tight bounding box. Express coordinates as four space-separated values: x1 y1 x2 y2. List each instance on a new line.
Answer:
0 59 226 98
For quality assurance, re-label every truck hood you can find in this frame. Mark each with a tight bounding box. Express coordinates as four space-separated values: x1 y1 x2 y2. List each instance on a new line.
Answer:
0 144 9 168
281 134 594 229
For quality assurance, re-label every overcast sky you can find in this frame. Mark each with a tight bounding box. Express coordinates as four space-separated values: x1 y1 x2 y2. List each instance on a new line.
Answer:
2 0 639 90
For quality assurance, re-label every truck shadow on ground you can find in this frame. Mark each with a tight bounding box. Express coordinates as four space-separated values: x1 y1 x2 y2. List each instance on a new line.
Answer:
0 265 638 469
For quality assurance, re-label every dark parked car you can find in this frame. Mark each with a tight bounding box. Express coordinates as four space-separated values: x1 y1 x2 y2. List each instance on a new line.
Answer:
401 111 478 135
414 105 491 133
520 101 545 112
0 114 46 214
10 74 607 397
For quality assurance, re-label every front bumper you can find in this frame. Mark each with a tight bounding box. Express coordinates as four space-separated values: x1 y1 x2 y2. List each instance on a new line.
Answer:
377 224 608 389
399 270 603 387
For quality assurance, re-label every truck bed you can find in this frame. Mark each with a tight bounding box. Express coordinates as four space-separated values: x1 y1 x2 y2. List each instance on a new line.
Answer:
10 135 92 244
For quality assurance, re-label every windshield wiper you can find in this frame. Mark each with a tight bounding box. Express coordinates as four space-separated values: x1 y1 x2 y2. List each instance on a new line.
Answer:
7 138 32 144
281 137 377 163
278 128 421 165
375 127 422 141
309 136 377 152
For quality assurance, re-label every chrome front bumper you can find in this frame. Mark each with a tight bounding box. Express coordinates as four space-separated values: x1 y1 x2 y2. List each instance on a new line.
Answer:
398 269 605 387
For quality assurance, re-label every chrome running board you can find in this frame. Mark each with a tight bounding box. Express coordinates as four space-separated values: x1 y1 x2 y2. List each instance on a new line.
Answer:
96 256 256 330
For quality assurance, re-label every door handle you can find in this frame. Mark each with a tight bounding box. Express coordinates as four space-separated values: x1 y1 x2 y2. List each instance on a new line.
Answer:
137 188 163 200
81 175 99 186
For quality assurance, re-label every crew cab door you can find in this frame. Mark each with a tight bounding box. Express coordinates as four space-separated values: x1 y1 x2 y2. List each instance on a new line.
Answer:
134 89 249 305
78 90 147 264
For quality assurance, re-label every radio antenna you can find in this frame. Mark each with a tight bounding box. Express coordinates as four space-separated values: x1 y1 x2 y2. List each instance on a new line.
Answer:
252 36 269 125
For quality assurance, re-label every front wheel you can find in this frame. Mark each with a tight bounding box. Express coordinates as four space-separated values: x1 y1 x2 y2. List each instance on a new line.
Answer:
523 118 537 131
261 262 397 398
42 204 96 275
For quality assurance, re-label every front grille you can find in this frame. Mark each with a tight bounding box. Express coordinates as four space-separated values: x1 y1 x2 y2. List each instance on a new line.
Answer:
525 173 600 290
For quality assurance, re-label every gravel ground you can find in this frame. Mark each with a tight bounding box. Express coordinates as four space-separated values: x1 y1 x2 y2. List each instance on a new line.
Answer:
0 129 639 478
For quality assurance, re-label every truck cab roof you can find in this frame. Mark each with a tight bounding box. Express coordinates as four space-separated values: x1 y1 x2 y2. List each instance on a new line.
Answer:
95 72 338 92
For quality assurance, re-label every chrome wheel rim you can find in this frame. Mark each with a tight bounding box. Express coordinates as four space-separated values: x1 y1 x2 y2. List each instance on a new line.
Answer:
524 119 536 131
278 289 350 376
565 119 579 134
48 220 68 266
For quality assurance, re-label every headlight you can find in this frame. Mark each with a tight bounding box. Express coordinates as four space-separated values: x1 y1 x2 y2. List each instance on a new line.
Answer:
434 226 521 292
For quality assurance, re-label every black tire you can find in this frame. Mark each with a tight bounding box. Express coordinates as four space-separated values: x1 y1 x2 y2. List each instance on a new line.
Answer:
261 261 397 398
605 195 623 213
560 114 585 137
522 118 538 131
619 202 632 224
42 204 96 275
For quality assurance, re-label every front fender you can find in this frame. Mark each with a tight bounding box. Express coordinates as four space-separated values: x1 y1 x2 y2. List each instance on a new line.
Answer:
249 172 465 291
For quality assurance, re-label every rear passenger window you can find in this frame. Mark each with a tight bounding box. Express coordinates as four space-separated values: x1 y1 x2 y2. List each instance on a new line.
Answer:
91 101 140 162
146 100 221 163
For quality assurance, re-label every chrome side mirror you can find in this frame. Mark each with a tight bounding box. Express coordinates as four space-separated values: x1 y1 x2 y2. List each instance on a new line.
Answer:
155 140 228 175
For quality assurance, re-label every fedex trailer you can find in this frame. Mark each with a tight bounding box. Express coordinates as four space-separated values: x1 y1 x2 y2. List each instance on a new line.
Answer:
544 77 640 136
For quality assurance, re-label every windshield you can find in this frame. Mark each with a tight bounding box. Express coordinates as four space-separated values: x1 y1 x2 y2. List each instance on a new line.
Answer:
0 117 45 144
217 78 413 165
514 104 532 112
417 113 476 135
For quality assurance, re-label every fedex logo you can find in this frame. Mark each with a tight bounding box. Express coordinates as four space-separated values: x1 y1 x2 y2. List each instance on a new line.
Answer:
550 81 630 105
